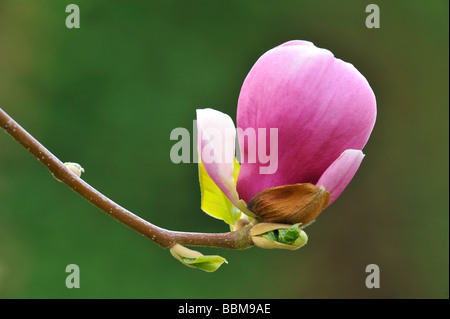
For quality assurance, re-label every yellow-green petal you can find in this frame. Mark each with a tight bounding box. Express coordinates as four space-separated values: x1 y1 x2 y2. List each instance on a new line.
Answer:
198 156 242 226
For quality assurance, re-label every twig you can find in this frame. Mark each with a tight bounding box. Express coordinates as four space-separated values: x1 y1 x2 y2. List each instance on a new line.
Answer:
0 107 253 250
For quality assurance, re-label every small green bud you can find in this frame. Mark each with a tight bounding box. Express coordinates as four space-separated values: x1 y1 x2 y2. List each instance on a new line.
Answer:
64 162 85 178
250 223 308 250
169 244 228 272
233 218 251 231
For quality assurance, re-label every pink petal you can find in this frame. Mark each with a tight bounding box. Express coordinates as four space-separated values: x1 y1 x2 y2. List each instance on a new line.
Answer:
316 149 365 205
276 40 315 48
197 108 236 197
236 41 376 203
196 108 251 214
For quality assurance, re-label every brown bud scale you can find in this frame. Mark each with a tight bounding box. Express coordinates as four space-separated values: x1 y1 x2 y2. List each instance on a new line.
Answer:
247 183 330 226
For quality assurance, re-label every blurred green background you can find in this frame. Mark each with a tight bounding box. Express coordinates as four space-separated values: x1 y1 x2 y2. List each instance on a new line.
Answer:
0 0 448 299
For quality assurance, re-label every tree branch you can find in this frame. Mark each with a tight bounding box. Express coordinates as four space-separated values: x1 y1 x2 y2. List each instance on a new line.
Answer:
0 107 253 250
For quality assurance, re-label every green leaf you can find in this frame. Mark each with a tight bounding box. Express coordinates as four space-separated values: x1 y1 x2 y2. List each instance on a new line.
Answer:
198 156 242 226
278 223 302 244
181 255 228 272
261 230 278 242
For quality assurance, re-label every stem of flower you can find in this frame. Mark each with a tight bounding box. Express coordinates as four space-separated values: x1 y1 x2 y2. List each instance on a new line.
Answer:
0 107 254 250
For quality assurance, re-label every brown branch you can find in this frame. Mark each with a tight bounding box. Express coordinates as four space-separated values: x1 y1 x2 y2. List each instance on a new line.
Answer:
0 107 254 250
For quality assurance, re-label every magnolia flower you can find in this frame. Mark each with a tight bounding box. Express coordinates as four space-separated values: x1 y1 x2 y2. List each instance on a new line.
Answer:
196 40 376 234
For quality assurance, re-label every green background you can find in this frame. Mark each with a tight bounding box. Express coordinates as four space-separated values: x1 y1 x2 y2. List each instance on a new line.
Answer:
0 0 448 298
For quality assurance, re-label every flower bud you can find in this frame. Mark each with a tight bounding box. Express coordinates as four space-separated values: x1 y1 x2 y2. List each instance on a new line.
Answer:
250 222 308 250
